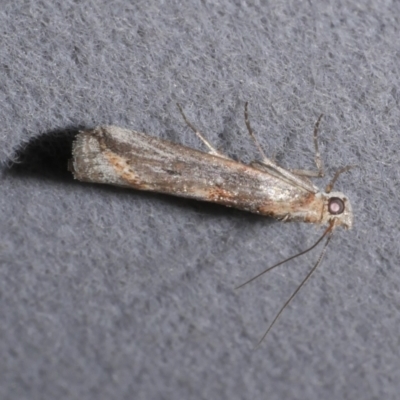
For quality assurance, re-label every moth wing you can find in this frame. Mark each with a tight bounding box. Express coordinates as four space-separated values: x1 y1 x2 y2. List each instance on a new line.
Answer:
250 161 318 194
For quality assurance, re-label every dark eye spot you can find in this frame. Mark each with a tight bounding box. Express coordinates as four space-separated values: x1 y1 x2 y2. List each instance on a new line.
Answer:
328 197 345 215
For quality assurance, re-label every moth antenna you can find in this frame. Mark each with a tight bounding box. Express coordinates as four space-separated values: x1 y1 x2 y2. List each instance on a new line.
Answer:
255 229 334 346
325 165 357 193
235 221 334 290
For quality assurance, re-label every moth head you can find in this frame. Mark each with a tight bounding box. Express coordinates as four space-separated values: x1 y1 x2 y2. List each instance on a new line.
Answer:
323 192 353 229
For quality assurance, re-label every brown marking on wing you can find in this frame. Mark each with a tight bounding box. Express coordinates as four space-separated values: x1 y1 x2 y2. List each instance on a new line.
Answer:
205 186 239 205
103 149 151 190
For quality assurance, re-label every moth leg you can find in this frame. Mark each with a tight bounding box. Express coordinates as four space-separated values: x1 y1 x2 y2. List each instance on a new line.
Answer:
245 102 267 160
289 114 325 178
325 165 357 193
245 102 296 170
245 103 318 193
244 102 283 171
176 103 229 159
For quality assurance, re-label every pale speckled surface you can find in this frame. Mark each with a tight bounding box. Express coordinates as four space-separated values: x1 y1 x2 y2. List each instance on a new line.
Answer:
1 1 400 399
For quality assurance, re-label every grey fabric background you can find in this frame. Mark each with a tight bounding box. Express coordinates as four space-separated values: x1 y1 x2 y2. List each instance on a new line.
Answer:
1 1 399 399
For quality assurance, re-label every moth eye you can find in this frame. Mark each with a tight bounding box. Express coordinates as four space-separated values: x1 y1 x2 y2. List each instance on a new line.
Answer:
328 197 345 215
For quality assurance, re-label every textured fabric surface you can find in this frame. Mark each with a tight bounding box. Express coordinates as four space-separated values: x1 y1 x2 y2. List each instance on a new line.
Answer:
1 1 399 399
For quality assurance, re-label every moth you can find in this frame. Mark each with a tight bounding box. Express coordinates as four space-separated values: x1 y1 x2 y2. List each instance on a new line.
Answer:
69 103 354 344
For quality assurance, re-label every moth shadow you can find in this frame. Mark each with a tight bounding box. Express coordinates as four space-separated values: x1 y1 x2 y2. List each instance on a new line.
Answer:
7 126 82 183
